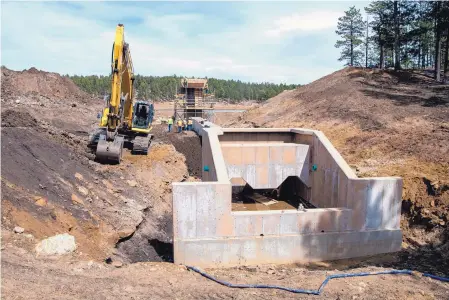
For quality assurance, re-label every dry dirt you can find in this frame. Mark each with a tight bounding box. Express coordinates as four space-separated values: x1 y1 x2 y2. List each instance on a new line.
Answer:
1 66 448 299
0 67 190 263
226 67 449 276
2 233 449 300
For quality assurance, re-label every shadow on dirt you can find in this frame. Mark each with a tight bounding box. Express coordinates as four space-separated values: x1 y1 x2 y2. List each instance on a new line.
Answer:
361 88 448 107
347 69 449 108
115 212 174 263
149 239 173 262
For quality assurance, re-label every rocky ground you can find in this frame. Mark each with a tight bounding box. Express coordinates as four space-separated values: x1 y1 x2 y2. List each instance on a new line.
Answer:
1 66 448 299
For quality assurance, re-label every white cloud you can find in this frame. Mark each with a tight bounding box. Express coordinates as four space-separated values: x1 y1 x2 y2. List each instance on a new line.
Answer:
1 2 346 84
265 11 341 37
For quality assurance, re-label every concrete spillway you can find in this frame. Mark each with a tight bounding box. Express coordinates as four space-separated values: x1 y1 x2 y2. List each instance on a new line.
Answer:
172 119 402 267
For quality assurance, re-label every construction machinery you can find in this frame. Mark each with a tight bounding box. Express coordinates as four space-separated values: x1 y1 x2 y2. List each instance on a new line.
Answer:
90 24 154 163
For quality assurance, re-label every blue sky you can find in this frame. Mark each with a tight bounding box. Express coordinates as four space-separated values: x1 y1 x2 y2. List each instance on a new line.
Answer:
1 1 369 84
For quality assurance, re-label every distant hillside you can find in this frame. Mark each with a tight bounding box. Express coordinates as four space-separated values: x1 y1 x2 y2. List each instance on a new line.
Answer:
68 74 298 102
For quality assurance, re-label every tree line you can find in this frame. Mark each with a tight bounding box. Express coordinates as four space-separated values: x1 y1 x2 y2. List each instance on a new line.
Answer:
335 1 449 81
68 74 298 103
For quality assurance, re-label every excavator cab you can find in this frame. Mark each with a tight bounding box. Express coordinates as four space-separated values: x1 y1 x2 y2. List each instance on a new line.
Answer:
132 101 154 131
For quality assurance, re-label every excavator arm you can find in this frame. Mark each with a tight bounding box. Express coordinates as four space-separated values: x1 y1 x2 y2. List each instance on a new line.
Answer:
101 24 135 131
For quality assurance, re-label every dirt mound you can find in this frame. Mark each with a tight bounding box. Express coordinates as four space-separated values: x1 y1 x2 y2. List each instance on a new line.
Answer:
227 67 449 273
151 125 202 177
1 66 104 140
1 66 91 104
1 109 39 128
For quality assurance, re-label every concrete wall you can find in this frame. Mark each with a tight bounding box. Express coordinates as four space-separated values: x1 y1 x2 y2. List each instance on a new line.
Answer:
173 121 403 267
307 130 402 231
192 118 227 182
217 128 402 231
176 230 401 267
219 130 293 144
173 180 403 268
173 182 232 240
221 143 310 189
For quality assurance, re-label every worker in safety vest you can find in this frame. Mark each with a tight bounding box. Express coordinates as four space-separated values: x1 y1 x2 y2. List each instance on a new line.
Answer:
188 119 193 131
182 119 187 131
167 117 173 132
177 119 183 133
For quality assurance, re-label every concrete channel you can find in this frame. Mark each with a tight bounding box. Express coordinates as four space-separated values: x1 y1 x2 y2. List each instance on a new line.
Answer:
172 118 403 267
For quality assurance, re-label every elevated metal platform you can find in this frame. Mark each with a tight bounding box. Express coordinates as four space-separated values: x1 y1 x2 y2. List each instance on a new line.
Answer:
174 78 216 121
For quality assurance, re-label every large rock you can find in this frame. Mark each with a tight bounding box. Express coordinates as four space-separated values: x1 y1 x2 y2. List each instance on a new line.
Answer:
36 233 76 255
14 226 25 233
127 180 138 187
77 186 89 196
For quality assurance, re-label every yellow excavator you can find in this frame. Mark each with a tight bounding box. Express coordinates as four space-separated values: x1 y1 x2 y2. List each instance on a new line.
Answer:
89 24 154 163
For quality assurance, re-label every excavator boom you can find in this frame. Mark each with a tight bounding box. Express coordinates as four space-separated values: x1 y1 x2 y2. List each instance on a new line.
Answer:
101 24 134 131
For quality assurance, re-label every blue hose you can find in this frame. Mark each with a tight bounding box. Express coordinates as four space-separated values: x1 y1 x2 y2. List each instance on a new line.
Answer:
186 266 448 295
423 273 449 282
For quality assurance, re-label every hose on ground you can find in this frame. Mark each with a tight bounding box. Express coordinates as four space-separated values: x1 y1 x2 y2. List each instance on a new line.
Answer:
186 266 448 295
423 273 449 282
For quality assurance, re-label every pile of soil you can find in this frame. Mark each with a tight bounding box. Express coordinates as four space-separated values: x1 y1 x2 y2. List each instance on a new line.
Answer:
1 67 104 134
1 109 39 128
151 124 202 177
227 67 449 275
1 66 91 104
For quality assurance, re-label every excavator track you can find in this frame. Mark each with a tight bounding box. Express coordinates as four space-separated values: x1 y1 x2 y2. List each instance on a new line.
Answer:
132 135 152 154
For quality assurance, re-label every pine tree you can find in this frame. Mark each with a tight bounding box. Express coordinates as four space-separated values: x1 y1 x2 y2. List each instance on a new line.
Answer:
366 1 394 69
335 6 366 66
70 74 298 102
393 1 401 70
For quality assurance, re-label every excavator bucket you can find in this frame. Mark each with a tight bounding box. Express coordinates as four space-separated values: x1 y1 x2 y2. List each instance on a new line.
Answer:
95 136 124 163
